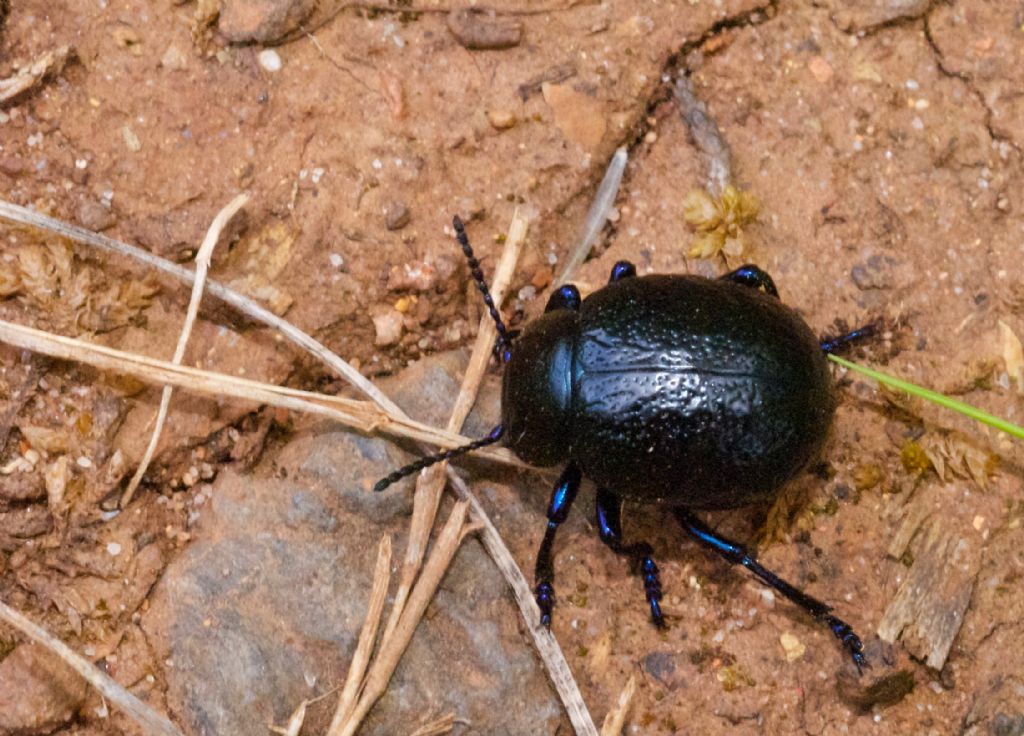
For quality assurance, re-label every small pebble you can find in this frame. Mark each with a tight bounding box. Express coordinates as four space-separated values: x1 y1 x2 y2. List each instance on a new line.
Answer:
780 632 806 662
258 49 282 73
329 253 344 268
106 542 122 556
487 110 517 130
76 456 93 469
384 201 411 231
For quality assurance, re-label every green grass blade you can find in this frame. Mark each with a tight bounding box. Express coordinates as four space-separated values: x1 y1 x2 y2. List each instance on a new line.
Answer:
827 354 1024 440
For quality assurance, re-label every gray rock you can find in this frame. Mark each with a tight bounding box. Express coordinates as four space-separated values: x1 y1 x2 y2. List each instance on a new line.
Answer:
142 351 563 735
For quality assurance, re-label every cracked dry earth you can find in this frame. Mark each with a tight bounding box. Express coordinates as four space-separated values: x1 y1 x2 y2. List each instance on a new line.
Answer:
1 0 1024 735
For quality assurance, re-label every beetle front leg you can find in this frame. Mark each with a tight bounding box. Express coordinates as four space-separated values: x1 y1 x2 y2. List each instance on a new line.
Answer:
719 264 779 298
534 462 583 627
595 487 666 628
673 509 868 672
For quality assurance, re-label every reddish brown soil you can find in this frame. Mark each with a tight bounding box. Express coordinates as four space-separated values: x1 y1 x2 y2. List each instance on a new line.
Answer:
1 0 1023 734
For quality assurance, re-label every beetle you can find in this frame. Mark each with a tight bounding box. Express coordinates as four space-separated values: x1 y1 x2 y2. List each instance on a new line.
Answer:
375 216 876 670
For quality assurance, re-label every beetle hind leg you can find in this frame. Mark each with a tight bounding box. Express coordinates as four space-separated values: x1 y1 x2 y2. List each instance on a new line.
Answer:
595 487 666 628
534 463 583 627
674 509 868 672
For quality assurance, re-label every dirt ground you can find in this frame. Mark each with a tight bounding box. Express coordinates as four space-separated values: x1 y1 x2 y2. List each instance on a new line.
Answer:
1 0 1024 734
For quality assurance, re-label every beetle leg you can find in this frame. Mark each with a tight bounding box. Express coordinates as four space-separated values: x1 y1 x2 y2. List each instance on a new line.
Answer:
719 264 779 298
534 462 583 627
544 284 582 313
595 487 666 628
609 260 637 282
673 509 868 672
820 321 878 354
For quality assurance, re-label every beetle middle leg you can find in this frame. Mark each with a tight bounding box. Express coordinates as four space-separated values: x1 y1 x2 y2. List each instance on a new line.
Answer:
673 509 867 671
819 321 878 354
595 487 666 628
719 264 779 297
534 462 583 626
609 260 637 282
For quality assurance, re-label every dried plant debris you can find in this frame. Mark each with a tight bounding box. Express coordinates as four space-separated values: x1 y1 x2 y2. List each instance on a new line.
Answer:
0 242 158 335
682 185 759 260
0 46 72 104
920 431 998 489
998 320 1024 393
836 669 915 713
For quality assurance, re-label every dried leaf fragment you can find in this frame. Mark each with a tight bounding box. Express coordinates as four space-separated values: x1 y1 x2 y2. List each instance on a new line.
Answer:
682 185 759 259
999 320 1024 393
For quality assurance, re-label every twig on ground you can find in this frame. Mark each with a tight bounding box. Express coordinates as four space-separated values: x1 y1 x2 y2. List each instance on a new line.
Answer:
0 200 403 417
121 193 249 507
0 599 184 736
382 210 526 647
673 76 731 195
409 713 456 736
327 535 393 734
334 501 471 736
555 147 628 287
0 318 521 470
600 675 637 736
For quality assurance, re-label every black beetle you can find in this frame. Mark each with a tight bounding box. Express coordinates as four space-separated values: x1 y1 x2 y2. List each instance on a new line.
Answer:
376 216 875 670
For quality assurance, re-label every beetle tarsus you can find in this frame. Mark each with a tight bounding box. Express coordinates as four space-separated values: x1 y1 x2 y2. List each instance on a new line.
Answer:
675 509 869 670
596 488 667 628
531 464 582 627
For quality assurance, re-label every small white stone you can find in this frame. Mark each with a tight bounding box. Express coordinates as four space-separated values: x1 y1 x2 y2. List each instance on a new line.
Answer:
329 253 344 268
76 456 93 468
258 49 282 73
106 542 122 556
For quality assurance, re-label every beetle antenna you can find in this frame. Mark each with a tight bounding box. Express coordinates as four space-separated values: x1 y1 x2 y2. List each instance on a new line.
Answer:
453 215 513 361
373 424 504 492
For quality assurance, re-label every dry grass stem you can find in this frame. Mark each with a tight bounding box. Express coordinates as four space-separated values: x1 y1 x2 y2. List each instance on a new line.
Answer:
555 147 627 287
408 713 455 736
0 201 596 734
335 501 470 736
121 193 249 507
382 209 526 646
0 199 405 417
0 318 522 470
327 535 393 735
0 599 184 736
600 675 637 736
0 46 71 103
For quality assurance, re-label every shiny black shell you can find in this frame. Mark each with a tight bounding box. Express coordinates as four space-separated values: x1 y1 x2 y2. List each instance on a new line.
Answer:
501 274 834 509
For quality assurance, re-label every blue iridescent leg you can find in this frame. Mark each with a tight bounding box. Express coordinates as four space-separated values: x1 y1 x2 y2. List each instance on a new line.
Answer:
534 462 582 627
820 322 878 354
719 264 779 298
609 260 636 282
673 509 867 672
545 284 581 313
595 487 665 628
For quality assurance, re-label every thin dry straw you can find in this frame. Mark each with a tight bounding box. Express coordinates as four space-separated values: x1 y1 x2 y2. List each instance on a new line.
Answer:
0 599 184 736
327 535 393 732
0 318 522 468
600 675 637 736
555 147 628 287
121 193 250 507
